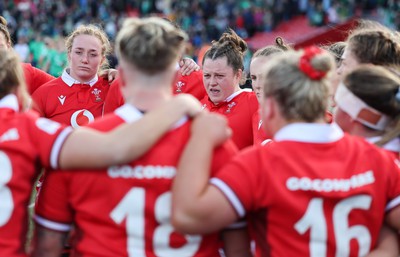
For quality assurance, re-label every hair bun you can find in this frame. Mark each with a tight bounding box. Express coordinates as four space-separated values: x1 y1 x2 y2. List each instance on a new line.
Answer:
299 47 325 80
216 28 248 54
0 16 7 26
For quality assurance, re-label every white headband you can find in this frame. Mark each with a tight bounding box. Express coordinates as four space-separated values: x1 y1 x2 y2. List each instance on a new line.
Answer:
335 83 391 131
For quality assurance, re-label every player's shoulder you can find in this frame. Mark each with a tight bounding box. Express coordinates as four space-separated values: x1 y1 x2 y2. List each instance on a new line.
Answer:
96 76 111 87
33 77 64 94
4 110 60 138
231 89 257 104
87 112 123 131
21 62 33 72
342 134 390 158
228 143 263 165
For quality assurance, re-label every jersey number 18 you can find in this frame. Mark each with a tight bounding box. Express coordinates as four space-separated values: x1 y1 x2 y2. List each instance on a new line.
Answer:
111 187 201 257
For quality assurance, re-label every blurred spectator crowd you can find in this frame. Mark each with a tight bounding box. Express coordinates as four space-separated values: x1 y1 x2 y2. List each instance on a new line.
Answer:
1 0 399 72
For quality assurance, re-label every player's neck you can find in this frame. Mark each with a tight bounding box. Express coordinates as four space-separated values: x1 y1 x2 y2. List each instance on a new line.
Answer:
122 67 176 111
124 85 172 112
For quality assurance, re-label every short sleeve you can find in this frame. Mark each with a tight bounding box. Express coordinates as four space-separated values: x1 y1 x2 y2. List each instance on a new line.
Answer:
26 113 73 169
34 170 73 232
210 147 264 218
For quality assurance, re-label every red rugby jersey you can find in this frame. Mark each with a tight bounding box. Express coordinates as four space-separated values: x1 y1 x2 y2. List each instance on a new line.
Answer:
103 70 206 115
31 70 109 127
201 90 259 150
0 94 72 257
22 63 54 95
212 123 400 257
172 70 206 100
251 111 270 145
35 104 238 257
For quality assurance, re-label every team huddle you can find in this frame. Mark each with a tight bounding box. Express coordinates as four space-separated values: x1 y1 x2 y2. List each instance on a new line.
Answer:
0 12 400 257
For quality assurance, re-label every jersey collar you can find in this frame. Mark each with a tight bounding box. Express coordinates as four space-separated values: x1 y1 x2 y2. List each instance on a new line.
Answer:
206 88 251 108
225 88 251 102
274 122 344 143
367 136 400 153
115 103 188 130
0 94 19 111
61 68 99 87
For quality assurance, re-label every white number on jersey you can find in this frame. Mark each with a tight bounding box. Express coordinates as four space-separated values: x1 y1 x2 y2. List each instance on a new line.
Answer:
110 188 201 257
0 151 14 226
294 195 372 257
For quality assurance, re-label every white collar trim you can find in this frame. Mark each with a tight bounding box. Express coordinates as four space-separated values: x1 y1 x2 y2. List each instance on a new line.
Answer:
0 94 19 111
115 103 188 129
274 122 344 143
225 88 251 102
61 68 99 87
367 136 400 152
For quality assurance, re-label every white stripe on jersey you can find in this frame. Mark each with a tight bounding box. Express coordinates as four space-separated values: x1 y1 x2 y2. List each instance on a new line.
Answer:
386 195 400 212
34 215 72 232
210 178 246 218
50 127 73 169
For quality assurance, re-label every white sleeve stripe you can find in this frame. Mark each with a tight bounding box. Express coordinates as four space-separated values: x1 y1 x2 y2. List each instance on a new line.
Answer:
34 215 72 232
50 127 73 169
115 104 143 123
210 178 246 218
226 221 247 229
386 195 400 211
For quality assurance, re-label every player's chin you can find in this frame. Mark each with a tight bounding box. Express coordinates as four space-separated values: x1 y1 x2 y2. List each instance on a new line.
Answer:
77 71 96 80
209 95 223 105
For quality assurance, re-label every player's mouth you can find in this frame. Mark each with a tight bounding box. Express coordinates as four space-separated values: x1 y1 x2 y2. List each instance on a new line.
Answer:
209 88 220 96
78 66 90 71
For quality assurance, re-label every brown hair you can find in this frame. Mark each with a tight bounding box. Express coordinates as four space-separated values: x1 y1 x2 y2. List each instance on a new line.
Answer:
343 65 400 146
116 17 187 75
0 49 28 106
253 37 291 58
346 29 400 67
262 49 334 122
324 41 346 64
202 28 247 72
0 16 11 47
65 24 111 71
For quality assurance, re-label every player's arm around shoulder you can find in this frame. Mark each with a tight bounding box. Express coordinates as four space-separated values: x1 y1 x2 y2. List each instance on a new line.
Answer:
58 93 203 169
172 111 239 235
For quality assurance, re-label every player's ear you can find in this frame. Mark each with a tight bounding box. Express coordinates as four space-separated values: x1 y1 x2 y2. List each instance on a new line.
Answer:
261 96 274 121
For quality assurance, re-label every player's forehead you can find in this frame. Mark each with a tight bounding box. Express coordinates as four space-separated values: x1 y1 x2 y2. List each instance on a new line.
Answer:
71 34 102 52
